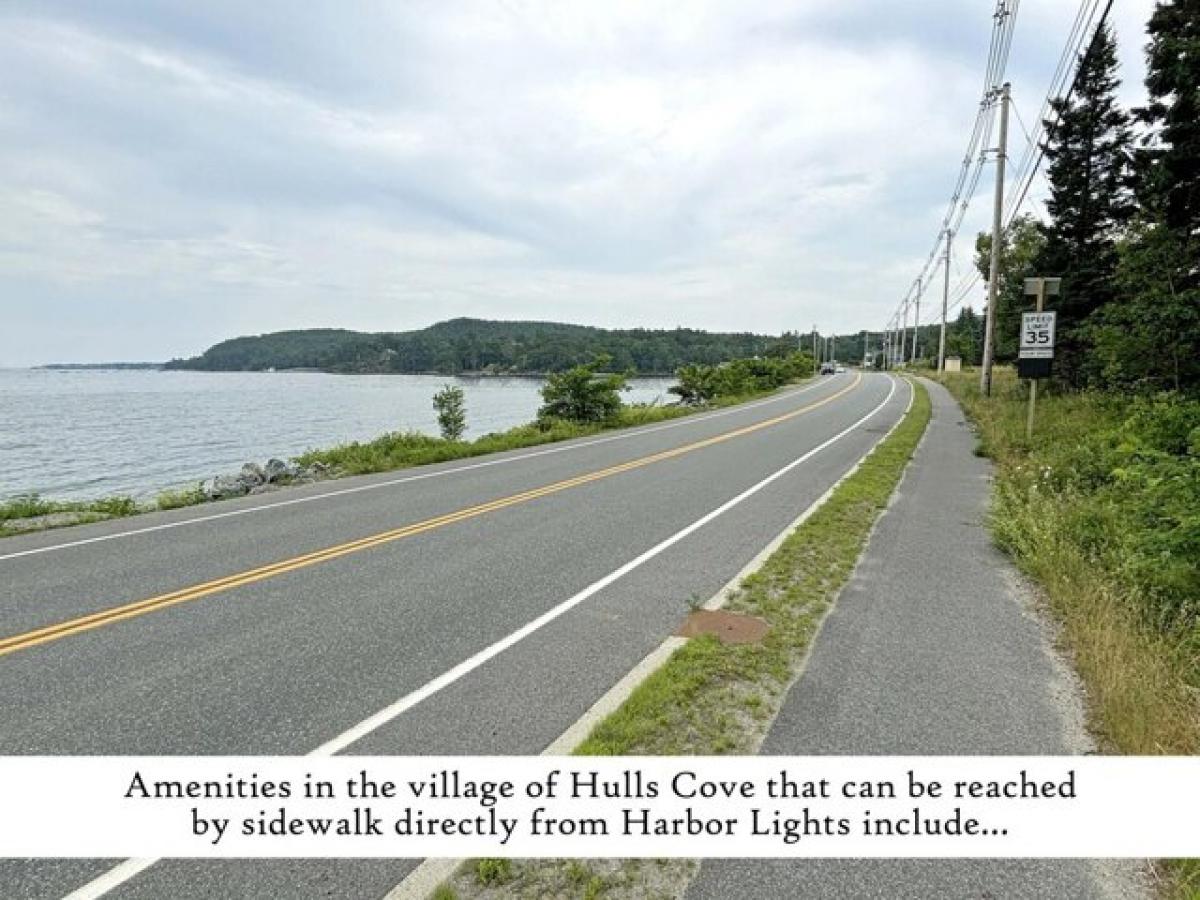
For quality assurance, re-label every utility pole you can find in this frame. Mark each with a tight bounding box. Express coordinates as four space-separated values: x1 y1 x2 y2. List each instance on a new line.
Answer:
980 82 1010 396
912 276 922 364
938 228 951 372
900 297 910 368
812 326 818 363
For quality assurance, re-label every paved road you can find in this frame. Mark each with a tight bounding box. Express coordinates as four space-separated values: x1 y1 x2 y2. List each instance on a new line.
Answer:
0 371 909 900
687 380 1145 900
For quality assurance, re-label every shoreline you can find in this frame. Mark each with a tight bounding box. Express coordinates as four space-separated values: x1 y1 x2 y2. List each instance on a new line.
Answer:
32 366 683 378
0 378 812 539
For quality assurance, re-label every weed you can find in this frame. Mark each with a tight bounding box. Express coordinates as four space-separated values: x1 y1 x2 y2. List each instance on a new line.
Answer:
473 858 512 886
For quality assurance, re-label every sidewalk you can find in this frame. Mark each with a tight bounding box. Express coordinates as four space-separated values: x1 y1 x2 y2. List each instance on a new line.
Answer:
686 380 1145 900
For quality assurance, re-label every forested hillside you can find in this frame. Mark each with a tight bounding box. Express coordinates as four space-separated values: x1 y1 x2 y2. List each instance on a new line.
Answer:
165 318 790 375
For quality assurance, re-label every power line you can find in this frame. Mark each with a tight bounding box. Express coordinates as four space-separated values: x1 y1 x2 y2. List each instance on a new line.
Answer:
1003 0 1115 230
908 0 1118 332
884 0 1020 343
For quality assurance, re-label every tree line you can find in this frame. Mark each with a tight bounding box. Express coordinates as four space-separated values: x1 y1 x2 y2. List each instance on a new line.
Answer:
165 318 801 376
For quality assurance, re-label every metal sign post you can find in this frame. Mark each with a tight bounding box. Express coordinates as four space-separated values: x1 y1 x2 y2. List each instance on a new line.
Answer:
1019 277 1060 438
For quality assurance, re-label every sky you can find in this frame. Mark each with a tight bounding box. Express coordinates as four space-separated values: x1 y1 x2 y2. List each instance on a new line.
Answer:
0 1 1158 366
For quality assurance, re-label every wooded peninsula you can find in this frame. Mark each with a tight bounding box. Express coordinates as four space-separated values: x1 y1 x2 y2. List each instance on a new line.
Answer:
164 318 796 375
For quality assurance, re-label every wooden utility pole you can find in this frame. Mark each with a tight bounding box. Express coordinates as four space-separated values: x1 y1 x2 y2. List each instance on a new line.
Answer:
938 229 951 372
912 276 922 364
980 82 1010 396
979 84 1008 393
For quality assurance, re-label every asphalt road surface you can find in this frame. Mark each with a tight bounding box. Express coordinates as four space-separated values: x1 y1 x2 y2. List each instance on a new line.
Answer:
0 371 910 900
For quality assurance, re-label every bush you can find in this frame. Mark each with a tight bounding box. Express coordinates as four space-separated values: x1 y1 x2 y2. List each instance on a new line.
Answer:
538 356 629 424
669 352 814 406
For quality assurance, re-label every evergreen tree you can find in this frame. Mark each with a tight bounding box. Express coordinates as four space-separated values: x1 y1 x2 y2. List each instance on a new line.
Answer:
1135 0 1200 242
1035 24 1134 385
945 306 984 366
1093 0 1200 393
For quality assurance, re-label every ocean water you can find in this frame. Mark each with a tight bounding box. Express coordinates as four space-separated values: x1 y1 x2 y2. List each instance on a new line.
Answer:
0 369 676 501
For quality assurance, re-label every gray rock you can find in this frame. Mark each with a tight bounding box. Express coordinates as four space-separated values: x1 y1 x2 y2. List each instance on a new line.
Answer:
263 458 298 483
205 473 249 499
239 462 266 486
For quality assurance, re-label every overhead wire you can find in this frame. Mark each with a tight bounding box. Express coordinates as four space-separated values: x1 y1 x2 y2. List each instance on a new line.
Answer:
909 0 1117 330
883 0 1020 344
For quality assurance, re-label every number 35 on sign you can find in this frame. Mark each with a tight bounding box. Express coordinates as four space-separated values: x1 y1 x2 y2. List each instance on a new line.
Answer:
1019 311 1056 359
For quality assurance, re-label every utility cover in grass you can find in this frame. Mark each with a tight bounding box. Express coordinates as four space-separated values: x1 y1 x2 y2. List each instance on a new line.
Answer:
676 609 769 645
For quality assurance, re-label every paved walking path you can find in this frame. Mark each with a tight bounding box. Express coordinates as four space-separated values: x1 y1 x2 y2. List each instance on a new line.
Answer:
687 380 1145 900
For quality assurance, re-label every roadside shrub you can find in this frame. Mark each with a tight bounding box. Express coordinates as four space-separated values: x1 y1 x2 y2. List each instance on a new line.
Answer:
669 352 814 406
537 355 629 424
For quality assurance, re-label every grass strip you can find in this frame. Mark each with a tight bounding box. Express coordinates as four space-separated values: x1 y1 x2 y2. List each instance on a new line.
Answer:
938 368 1198 898
444 380 930 898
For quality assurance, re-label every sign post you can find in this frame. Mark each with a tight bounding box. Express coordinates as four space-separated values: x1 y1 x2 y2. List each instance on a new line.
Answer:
1019 277 1060 439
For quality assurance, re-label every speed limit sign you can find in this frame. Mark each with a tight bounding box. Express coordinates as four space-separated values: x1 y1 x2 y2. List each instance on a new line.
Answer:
1020 311 1056 358
1018 311 1056 379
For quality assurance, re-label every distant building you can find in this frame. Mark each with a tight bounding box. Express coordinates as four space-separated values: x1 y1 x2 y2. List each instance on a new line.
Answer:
945 356 962 373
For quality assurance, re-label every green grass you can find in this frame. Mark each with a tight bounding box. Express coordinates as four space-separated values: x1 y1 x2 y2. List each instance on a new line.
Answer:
444 857 689 900
473 858 513 887
446 381 930 899
0 493 139 533
938 368 1199 899
155 483 208 510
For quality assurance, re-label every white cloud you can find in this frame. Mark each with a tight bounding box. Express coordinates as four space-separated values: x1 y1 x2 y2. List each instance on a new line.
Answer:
0 0 1158 365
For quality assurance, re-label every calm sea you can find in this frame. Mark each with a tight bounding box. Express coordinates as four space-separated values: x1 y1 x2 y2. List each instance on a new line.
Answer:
0 369 676 502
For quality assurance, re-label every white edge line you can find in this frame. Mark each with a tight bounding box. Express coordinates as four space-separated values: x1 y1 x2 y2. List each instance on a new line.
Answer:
385 376 914 900
61 860 156 900
381 637 690 900
61 375 898 900
2 377 838 563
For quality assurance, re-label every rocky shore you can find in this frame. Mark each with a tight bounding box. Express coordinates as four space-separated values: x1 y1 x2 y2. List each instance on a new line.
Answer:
201 458 335 500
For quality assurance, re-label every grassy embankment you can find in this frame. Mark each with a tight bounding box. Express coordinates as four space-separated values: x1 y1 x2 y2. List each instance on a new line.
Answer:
938 368 1199 898
0 388 795 537
442 380 931 899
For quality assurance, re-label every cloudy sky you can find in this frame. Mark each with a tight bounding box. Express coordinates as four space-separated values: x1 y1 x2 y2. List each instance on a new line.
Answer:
0 1 1156 366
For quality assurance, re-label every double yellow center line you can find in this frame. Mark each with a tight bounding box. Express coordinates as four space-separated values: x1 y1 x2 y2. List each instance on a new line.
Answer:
0 374 863 659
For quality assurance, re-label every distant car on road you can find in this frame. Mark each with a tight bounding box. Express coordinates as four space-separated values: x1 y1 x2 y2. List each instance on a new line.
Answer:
836 365 846 373
820 362 836 375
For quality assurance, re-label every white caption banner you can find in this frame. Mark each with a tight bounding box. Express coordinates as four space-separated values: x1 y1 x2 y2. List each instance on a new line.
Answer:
1 756 1196 858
